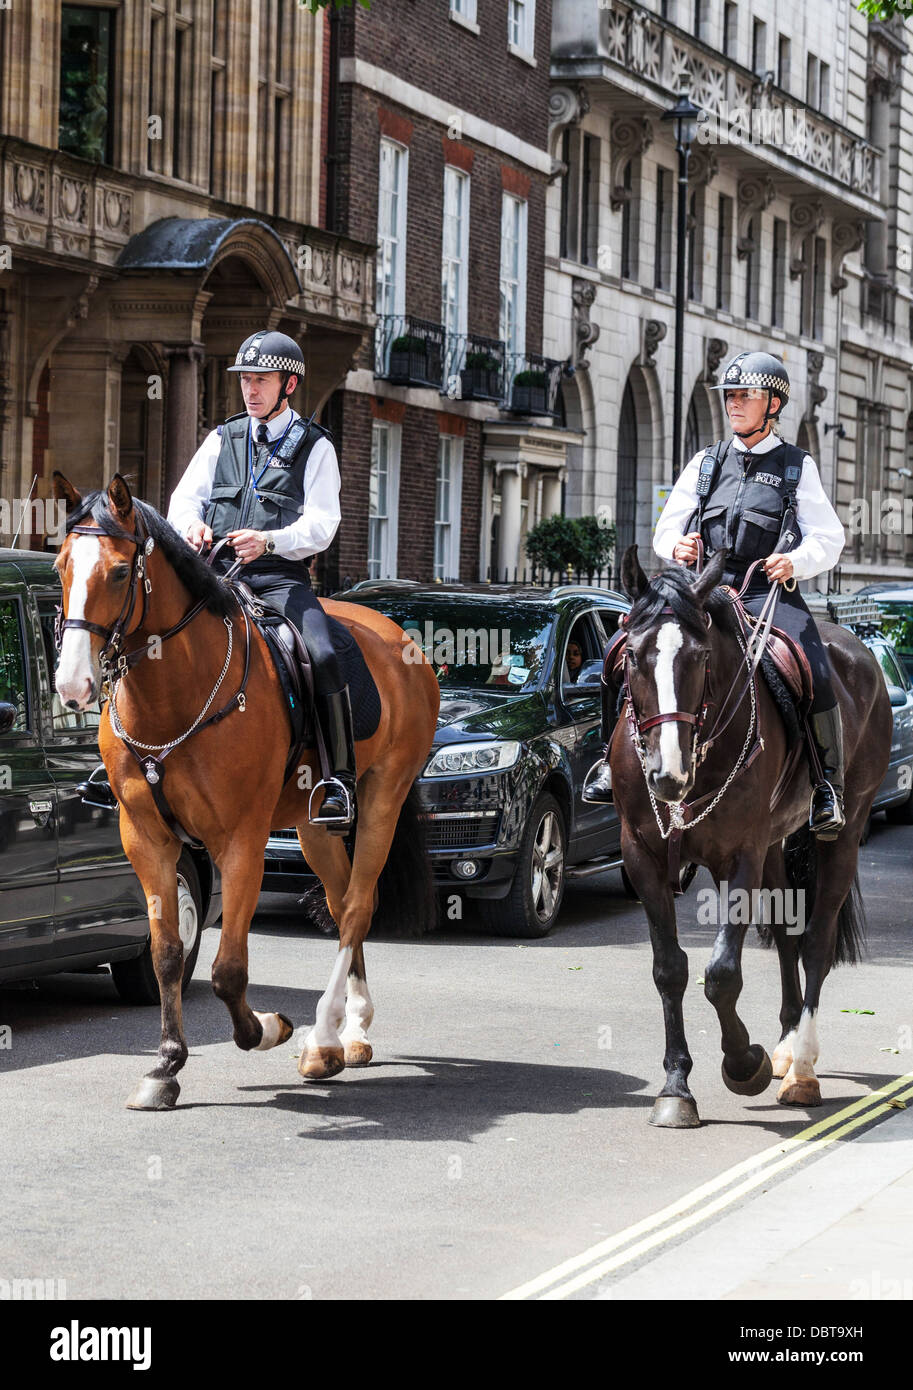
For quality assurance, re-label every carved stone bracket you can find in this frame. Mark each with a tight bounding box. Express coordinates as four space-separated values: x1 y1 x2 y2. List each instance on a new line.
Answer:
571 277 600 371
639 317 667 369
610 115 653 211
736 175 775 260
789 199 825 279
831 218 865 293
806 350 827 424
704 336 728 383
548 84 590 181
687 147 719 193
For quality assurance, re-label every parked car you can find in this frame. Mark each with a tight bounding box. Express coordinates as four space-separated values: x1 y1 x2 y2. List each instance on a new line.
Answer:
859 629 913 823
0 549 222 1002
264 582 629 937
854 584 913 681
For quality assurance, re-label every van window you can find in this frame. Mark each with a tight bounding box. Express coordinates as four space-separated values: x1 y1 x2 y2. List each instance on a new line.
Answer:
0 601 29 732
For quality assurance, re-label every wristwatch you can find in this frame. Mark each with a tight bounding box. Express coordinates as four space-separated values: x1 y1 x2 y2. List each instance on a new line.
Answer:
263 534 276 556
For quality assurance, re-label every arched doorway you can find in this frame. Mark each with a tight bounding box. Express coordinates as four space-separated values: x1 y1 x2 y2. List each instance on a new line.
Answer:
615 380 638 581
119 346 165 509
684 381 717 468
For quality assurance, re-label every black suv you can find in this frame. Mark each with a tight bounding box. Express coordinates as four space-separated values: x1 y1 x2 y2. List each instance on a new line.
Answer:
264 582 628 936
0 549 221 1001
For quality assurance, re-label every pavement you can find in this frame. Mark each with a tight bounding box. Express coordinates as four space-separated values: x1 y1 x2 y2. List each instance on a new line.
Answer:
1 813 911 1302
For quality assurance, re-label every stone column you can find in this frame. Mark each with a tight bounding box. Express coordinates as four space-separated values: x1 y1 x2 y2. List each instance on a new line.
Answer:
540 468 566 519
164 347 204 501
496 462 526 581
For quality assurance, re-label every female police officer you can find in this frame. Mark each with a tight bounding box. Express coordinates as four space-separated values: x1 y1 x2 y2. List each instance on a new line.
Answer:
167 330 356 833
585 351 847 840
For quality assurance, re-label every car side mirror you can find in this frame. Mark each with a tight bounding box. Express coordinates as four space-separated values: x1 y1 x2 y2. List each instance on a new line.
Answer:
0 702 17 734
886 684 908 708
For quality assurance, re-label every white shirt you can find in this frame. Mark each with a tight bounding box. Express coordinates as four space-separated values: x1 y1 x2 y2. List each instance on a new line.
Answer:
653 432 846 582
167 405 342 561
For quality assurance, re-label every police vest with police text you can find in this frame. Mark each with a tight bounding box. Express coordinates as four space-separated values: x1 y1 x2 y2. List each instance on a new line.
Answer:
687 439 805 570
204 412 330 541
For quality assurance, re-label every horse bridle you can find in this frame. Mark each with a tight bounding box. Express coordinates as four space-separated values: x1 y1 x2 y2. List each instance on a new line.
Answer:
56 505 212 691
621 605 714 763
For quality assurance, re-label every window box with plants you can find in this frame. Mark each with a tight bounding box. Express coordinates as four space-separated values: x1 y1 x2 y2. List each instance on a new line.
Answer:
460 351 502 401
388 333 442 387
510 369 550 415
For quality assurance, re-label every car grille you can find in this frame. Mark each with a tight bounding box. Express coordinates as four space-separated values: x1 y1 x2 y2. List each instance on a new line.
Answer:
422 812 500 851
267 814 500 854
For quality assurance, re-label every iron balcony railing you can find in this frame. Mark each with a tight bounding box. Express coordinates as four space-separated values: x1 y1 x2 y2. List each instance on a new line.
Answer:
374 314 445 387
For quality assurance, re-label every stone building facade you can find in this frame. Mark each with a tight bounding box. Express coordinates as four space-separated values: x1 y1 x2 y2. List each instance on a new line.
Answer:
546 0 912 590
327 0 581 589
0 0 373 556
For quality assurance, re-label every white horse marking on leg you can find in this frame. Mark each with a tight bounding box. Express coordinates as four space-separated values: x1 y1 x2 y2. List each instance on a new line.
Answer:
787 1008 819 1082
306 945 353 1051
341 971 375 1049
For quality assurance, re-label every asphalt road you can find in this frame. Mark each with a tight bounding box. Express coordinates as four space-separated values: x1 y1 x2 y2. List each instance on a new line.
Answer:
1 814 911 1301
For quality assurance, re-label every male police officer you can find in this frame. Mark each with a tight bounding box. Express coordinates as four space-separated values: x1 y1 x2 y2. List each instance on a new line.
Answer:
585 352 847 840
167 330 356 832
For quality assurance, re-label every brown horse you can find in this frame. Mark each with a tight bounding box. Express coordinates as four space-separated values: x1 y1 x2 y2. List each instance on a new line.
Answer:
52 473 440 1110
611 546 892 1128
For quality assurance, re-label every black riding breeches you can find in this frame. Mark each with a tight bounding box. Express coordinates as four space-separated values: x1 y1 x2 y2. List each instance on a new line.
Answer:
739 582 836 714
239 562 344 694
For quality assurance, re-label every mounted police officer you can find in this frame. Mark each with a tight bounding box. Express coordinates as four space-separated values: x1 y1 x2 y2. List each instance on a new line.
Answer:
585 351 847 840
167 329 357 832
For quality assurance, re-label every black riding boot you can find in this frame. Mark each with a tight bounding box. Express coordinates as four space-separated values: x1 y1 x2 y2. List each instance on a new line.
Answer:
310 687 357 834
808 705 845 841
582 676 617 805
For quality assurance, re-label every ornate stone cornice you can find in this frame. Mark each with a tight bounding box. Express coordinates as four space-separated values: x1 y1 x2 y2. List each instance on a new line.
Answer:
737 175 775 260
831 218 865 294
571 277 600 371
639 317 667 369
704 336 728 383
789 199 825 279
548 84 590 180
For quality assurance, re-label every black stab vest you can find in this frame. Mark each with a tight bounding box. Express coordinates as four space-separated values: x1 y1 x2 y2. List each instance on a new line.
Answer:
204 411 330 542
688 439 805 574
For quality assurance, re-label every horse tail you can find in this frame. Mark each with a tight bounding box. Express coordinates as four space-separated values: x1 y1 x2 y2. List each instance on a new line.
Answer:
782 823 866 966
372 782 438 937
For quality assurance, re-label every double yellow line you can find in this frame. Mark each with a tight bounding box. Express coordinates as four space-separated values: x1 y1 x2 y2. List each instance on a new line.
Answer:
500 1072 913 1301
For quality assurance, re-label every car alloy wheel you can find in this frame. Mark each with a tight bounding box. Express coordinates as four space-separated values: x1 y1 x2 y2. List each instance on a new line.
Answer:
531 808 565 923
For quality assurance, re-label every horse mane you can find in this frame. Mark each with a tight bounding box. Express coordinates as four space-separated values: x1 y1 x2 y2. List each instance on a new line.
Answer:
66 492 236 619
627 564 740 640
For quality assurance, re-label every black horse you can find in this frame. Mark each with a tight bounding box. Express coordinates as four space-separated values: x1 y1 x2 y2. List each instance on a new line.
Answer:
612 546 892 1127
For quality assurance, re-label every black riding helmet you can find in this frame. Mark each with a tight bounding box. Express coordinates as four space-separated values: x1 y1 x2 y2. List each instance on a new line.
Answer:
710 351 790 443
227 330 307 422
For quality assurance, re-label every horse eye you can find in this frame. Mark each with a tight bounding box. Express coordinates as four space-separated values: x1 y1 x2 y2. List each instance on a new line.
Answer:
110 565 130 584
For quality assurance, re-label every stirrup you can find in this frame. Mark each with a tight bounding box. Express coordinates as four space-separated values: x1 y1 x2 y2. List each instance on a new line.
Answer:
808 780 845 840
308 777 354 827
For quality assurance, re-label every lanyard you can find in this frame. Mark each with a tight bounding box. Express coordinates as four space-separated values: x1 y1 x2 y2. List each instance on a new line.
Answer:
248 414 294 496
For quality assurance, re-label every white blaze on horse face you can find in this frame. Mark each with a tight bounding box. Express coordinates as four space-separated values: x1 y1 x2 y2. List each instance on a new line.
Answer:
55 536 101 709
653 621 687 786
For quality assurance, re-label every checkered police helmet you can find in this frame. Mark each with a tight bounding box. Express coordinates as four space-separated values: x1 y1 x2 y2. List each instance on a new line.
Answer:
710 351 790 414
226 331 306 376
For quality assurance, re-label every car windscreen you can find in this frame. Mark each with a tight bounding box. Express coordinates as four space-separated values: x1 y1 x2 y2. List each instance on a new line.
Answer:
877 601 913 680
353 599 554 692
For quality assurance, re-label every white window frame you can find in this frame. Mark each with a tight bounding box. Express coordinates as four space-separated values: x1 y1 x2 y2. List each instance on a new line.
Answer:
434 435 464 581
441 165 470 340
499 193 528 360
508 0 535 59
368 421 401 579
376 139 408 320
450 0 478 26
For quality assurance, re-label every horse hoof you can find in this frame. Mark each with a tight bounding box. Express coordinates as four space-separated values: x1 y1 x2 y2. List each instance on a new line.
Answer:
777 1076 822 1107
343 1040 373 1067
649 1095 701 1128
253 1011 295 1051
721 1046 773 1096
125 1076 180 1111
298 1046 345 1081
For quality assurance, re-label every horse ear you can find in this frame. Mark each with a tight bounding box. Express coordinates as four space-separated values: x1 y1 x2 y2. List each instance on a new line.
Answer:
52 471 82 513
107 473 134 523
691 548 728 606
621 544 649 600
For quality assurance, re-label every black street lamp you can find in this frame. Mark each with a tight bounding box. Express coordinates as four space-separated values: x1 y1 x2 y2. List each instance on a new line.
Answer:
661 92 702 482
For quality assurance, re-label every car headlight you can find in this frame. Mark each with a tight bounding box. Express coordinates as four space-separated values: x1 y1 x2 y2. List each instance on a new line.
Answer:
423 740 521 777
